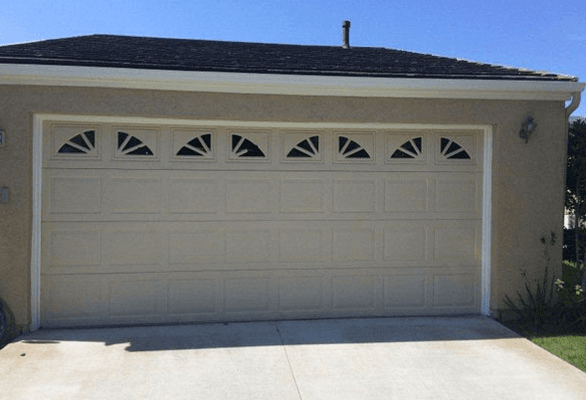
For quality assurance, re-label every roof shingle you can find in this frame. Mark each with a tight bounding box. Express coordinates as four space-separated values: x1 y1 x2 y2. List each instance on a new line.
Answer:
0 34 576 81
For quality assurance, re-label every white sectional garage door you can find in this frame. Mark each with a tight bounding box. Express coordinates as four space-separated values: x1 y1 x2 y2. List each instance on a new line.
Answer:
41 120 484 327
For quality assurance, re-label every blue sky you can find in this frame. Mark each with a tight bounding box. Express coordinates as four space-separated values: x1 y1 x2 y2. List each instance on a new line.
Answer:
1 0 585 116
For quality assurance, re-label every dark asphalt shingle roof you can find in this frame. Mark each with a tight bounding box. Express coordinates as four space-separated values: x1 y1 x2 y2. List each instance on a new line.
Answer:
0 34 577 81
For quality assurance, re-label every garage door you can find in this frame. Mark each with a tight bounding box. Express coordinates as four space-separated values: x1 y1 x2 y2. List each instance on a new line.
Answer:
41 120 483 327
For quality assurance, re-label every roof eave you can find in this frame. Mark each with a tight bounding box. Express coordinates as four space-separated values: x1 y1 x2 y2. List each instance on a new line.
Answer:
0 63 583 101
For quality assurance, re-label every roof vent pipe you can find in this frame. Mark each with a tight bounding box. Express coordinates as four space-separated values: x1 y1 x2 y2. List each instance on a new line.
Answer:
342 20 351 49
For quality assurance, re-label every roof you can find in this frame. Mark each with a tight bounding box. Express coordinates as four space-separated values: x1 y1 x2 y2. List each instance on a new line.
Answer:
0 34 577 81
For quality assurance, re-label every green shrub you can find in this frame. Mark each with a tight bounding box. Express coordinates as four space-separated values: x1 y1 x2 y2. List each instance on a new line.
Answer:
503 265 557 331
503 232 560 332
556 261 585 305
0 296 16 348
503 233 586 335
555 261 586 331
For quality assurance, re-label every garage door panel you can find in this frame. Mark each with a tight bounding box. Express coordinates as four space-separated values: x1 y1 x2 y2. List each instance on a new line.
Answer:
435 175 481 213
278 277 325 312
333 178 377 213
225 229 274 263
331 275 378 311
224 277 272 313
41 275 108 321
279 228 328 263
44 228 101 273
226 179 274 214
41 123 484 327
433 222 480 264
169 178 220 214
168 229 224 265
107 176 162 215
384 177 430 213
383 225 428 262
433 274 477 307
103 229 165 271
41 268 480 326
279 179 326 213
384 275 427 308
45 175 102 215
332 228 377 262
108 278 167 317
42 170 481 222
168 278 219 315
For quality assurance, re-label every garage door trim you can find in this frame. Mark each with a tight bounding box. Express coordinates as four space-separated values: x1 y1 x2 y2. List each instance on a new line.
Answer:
30 114 493 330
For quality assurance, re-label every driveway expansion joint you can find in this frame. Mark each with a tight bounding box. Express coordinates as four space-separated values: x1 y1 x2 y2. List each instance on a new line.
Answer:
275 322 304 400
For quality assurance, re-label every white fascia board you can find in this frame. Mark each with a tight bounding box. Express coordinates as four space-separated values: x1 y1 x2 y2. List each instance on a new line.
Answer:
1 63 584 101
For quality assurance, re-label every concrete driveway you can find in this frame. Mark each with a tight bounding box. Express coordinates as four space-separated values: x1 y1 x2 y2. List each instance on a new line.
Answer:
1 316 585 400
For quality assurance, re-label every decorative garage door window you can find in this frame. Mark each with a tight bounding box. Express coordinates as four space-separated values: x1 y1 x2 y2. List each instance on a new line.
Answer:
439 137 471 160
388 135 473 162
171 129 215 161
390 137 423 160
338 136 369 159
337 135 372 160
286 135 320 159
176 133 213 157
58 130 96 155
231 134 264 157
229 132 269 160
117 132 154 156
52 126 475 164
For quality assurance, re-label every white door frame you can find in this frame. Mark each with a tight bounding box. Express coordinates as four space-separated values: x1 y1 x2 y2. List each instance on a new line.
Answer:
30 114 493 330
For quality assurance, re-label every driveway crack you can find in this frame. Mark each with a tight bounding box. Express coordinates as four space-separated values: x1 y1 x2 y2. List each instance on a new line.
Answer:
275 322 303 400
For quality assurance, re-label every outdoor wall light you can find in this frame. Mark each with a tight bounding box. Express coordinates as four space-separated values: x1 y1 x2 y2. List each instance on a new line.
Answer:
519 116 537 143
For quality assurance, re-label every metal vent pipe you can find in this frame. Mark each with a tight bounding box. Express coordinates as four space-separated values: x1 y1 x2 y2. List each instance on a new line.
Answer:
342 20 351 49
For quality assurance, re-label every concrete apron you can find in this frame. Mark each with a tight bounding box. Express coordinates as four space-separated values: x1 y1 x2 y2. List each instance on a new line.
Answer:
1 316 585 400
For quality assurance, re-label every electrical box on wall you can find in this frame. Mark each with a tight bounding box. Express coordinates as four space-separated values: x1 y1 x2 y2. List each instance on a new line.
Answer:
1 187 9 204
0 130 4 147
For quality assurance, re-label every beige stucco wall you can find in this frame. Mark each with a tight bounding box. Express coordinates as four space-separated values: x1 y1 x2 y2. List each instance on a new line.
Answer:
0 84 568 328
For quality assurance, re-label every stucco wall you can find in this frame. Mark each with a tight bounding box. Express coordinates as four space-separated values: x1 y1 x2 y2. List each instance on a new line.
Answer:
0 84 568 327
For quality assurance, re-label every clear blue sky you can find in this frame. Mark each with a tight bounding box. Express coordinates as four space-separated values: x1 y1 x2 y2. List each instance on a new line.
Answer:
1 0 585 116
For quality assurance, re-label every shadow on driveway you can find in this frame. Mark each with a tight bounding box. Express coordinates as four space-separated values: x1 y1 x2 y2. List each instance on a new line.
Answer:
16 315 519 352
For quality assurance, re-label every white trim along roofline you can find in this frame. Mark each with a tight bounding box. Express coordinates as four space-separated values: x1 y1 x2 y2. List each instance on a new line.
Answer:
2 64 584 100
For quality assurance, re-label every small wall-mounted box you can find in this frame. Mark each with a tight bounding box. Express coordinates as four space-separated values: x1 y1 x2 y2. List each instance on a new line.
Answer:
1 187 9 204
0 130 4 147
